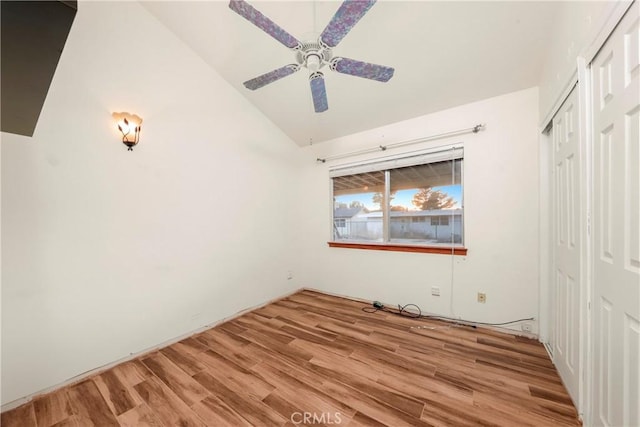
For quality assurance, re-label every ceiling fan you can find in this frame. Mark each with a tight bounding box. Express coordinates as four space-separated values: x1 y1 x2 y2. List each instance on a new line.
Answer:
229 0 395 113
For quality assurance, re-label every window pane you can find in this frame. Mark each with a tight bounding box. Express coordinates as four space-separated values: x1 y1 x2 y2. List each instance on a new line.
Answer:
332 171 385 241
388 159 463 245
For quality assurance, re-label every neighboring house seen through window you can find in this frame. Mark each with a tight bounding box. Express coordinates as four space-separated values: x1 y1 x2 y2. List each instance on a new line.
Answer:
331 147 464 249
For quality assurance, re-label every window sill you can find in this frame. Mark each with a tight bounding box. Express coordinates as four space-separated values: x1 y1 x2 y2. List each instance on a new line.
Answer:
327 242 468 255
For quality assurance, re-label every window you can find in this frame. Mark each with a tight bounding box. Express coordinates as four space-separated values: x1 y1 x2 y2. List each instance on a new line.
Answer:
330 147 464 254
332 171 384 241
430 216 449 226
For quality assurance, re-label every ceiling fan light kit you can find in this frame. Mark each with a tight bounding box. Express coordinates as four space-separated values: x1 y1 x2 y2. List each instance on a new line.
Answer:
229 0 395 113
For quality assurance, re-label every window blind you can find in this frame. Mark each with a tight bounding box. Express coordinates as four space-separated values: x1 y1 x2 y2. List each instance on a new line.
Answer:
329 145 463 178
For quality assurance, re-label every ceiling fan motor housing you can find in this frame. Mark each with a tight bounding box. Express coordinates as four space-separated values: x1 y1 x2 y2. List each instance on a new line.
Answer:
296 41 332 72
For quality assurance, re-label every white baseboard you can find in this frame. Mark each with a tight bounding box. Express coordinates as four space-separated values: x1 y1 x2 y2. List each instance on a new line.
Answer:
302 287 539 340
3 286 538 412
0 288 302 413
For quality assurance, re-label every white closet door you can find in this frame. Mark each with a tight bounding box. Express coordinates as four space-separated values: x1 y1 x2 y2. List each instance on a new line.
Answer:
551 86 582 407
591 2 640 426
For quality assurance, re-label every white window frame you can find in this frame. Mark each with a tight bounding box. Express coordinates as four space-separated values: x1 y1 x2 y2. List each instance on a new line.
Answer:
329 145 465 254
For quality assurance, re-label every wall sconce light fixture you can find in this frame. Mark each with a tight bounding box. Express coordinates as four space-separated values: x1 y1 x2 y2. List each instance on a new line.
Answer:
112 112 142 151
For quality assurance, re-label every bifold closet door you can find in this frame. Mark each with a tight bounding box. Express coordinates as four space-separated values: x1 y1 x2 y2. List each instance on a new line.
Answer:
551 86 582 408
590 1 640 426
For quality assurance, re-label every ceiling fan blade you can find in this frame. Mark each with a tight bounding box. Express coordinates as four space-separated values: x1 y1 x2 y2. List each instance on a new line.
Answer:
229 0 301 49
330 57 394 82
309 72 328 113
243 64 300 90
319 0 376 48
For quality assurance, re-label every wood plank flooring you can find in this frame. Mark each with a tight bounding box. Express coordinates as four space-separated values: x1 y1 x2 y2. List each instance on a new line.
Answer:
1 290 581 426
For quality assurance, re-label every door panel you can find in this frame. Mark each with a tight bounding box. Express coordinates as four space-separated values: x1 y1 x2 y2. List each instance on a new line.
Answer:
591 2 640 426
551 86 582 405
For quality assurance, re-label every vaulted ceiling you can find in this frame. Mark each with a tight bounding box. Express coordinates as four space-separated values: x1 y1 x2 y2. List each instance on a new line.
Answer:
143 1 560 146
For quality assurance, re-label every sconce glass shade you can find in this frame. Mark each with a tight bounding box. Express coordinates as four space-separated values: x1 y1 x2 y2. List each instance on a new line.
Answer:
112 112 142 151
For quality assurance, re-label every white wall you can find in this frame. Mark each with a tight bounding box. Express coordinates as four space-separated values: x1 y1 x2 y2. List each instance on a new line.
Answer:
0 1 302 406
296 87 540 331
538 1 621 123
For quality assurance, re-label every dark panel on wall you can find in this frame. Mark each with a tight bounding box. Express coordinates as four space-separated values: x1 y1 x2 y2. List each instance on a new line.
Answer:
1 1 77 137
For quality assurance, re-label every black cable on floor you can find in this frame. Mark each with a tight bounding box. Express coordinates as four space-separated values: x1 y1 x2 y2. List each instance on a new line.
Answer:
360 302 534 327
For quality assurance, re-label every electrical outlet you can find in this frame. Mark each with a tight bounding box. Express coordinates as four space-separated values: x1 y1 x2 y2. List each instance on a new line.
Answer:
431 286 440 296
477 292 486 303
521 323 532 332
287 271 293 280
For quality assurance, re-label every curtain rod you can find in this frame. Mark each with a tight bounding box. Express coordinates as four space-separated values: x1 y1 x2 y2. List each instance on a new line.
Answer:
316 123 485 163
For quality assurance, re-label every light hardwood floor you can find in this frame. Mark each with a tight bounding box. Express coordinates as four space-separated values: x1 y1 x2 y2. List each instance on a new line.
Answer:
2 290 581 426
